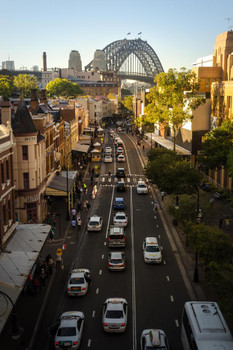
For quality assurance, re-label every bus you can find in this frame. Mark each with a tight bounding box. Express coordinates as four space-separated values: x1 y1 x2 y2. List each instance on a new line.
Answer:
181 301 233 350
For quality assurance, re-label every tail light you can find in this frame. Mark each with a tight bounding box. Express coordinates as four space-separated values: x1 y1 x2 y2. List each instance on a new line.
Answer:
73 341 78 345
67 288 70 291
104 323 107 326
121 323 125 327
123 237 125 240
82 287 86 290
55 342 58 346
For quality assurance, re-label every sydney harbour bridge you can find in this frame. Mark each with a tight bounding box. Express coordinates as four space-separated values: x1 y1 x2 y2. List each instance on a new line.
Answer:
85 38 164 84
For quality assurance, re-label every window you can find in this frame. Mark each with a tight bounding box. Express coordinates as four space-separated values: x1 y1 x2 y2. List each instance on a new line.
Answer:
23 173 29 189
6 160 9 179
22 145 28 160
3 205 7 225
1 163 5 183
8 199 12 220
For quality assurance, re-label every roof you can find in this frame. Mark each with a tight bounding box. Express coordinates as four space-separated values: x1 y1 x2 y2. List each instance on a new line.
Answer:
145 237 158 245
72 142 90 153
46 172 78 196
146 133 191 156
0 223 51 334
12 101 37 134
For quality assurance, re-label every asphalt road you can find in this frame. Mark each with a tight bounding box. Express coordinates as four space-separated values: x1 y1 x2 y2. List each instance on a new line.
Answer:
30 131 191 350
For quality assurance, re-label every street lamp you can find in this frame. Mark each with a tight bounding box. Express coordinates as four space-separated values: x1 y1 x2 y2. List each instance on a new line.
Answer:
0 291 23 340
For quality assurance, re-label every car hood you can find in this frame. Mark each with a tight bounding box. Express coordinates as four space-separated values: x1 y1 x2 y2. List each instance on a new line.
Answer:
144 252 161 259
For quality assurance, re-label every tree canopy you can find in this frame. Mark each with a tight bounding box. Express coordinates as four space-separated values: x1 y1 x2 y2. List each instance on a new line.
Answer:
0 75 14 100
144 68 205 150
121 95 133 117
145 148 201 194
13 74 39 98
200 120 233 171
46 78 83 98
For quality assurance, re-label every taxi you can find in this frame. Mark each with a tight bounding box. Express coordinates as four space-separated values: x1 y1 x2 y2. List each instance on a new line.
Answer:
113 197 125 210
137 180 148 194
108 252 125 271
67 269 91 296
87 215 103 231
142 237 162 264
102 298 128 333
54 311 84 349
140 329 170 349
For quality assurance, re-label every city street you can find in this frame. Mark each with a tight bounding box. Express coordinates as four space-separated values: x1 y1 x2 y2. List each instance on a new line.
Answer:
0 130 192 350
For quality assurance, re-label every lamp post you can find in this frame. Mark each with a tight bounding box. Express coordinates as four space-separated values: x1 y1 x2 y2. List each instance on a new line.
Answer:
0 291 23 340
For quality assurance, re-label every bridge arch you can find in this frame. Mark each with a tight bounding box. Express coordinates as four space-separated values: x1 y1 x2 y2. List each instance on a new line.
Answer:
85 38 164 83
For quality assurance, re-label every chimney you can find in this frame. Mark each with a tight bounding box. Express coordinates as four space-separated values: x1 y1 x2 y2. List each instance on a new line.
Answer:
0 101 11 126
30 89 39 115
40 89 48 105
43 52 47 71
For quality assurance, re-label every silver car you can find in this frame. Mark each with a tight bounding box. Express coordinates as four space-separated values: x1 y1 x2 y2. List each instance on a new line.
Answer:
113 212 128 227
54 311 84 349
67 269 91 296
102 298 128 333
140 329 170 349
87 215 103 231
108 252 125 271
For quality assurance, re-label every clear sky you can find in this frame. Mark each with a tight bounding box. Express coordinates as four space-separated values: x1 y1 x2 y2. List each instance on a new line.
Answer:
1 0 233 73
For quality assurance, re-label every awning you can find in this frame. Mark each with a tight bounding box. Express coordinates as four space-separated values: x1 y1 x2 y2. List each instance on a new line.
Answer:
46 172 77 196
0 223 51 334
72 142 90 153
146 133 191 156
93 142 101 147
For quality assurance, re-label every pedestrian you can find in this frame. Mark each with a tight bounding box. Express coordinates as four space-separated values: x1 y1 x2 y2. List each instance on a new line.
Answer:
77 200 82 212
108 170 111 177
86 200 90 210
161 191 165 201
46 254 54 275
225 216 230 228
33 276 40 294
83 201 87 211
77 215 82 229
84 272 92 286
52 215 56 228
39 268 46 287
142 145 145 152
219 215 223 228
83 183 87 194
71 208 76 220
56 254 63 270
71 218 76 231
48 228 54 242
153 202 158 212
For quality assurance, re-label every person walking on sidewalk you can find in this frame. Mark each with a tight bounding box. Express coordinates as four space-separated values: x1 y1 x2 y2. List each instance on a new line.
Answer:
83 182 87 194
71 218 76 232
161 190 165 201
77 215 82 230
153 202 158 212
71 208 76 220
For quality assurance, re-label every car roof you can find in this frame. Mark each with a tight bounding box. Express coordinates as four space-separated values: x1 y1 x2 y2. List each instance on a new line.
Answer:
145 237 158 245
115 211 126 215
138 180 146 185
117 181 125 184
105 298 127 308
109 252 124 259
117 168 125 170
71 268 90 277
115 197 123 201
90 215 100 221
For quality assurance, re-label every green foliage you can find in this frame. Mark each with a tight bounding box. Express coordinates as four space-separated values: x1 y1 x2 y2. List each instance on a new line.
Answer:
0 75 14 100
144 68 205 150
121 95 133 115
46 78 83 98
145 149 201 194
168 194 197 224
200 120 233 170
13 74 39 97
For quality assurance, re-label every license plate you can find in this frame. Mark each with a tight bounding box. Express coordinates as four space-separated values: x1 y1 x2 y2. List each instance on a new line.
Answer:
72 287 80 291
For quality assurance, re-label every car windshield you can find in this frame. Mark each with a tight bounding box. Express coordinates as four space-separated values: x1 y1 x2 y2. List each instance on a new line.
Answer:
109 235 123 239
106 310 124 318
115 200 124 204
116 215 126 220
70 277 84 284
118 183 124 187
89 221 99 226
57 327 76 336
146 347 167 350
146 246 160 252
138 185 146 188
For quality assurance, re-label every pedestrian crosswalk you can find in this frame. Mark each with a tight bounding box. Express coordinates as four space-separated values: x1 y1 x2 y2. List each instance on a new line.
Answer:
100 174 146 187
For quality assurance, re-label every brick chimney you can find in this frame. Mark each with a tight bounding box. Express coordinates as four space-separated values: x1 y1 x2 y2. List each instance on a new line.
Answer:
40 89 48 105
0 101 11 126
30 89 39 115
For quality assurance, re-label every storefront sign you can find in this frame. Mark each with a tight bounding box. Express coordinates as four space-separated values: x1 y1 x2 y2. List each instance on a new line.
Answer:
25 194 39 203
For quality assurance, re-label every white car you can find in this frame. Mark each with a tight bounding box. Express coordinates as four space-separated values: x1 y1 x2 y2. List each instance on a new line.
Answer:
108 252 125 271
104 155 113 163
87 215 103 231
137 180 148 194
140 329 170 349
67 269 91 296
117 154 125 162
102 298 128 333
105 146 112 153
143 237 162 264
113 212 128 227
54 311 84 349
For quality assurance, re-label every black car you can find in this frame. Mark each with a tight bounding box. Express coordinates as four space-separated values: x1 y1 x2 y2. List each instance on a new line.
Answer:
116 181 126 192
116 168 126 178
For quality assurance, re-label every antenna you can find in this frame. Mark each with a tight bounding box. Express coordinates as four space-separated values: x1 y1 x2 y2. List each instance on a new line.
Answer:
225 17 233 30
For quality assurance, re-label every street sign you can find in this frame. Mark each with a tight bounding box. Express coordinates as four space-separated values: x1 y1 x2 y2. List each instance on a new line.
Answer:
56 248 62 256
62 244 67 250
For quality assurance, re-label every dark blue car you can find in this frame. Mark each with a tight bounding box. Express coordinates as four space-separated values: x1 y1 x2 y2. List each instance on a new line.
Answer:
114 197 125 210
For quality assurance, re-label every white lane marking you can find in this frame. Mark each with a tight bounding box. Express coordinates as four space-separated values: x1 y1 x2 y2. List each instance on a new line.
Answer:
175 319 179 327
163 259 166 264
88 339 91 347
102 177 105 182
114 177 118 182
170 295 174 302
99 270 102 275
102 254 104 259
166 275 170 282
151 201 154 204
158 235 161 238
154 216 157 219
96 288 99 294
156 225 159 228
127 177 130 182
125 144 131 175
105 186 115 238
104 241 106 246
133 178 136 182
161 246 163 250
92 310 95 317
130 186 137 350
108 177 111 182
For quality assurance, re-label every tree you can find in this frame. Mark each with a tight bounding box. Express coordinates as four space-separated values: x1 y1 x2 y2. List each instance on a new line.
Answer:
121 96 133 115
46 78 83 98
200 120 233 170
145 149 201 194
13 74 39 98
144 68 205 150
0 75 14 100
